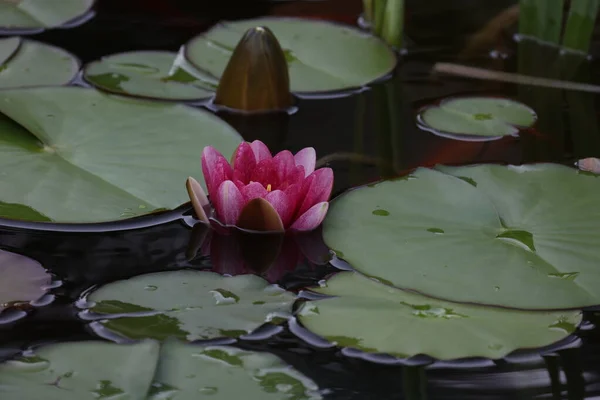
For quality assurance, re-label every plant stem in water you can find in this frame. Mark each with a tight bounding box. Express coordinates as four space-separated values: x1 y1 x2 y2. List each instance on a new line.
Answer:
562 0 600 52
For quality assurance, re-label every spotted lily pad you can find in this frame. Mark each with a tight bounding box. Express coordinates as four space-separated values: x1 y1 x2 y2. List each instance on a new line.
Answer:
323 164 600 310
0 0 94 30
83 51 215 101
185 17 397 94
0 38 79 89
0 249 51 313
417 97 537 139
83 270 295 341
0 340 159 400
298 272 581 360
151 340 322 399
0 87 241 223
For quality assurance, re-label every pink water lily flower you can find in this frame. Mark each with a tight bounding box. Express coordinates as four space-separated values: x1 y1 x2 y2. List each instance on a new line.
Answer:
186 140 333 232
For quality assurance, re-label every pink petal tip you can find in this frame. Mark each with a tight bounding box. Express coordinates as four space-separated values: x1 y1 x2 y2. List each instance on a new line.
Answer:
290 202 329 232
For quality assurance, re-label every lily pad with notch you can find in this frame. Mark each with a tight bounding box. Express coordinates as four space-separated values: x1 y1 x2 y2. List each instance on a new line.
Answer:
185 17 397 94
297 271 581 360
0 86 242 223
0 340 159 400
0 249 51 315
0 38 79 89
152 340 322 399
83 51 216 101
0 0 94 31
417 97 537 141
82 270 296 341
323 164 600 310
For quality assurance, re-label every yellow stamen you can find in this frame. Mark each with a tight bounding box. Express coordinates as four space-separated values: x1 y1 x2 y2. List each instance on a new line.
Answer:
266 184 272 192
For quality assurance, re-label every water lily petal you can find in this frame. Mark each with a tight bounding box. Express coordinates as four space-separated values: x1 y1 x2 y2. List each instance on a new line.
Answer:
296 168 334 218
251 158 280 189
186 176 209 222
215 180 244 225
265 189 293 227
241 181 269 202
250 140 272 162
202 146 233 200
290 202 329 232
232 142 257 183
294 147 316 177
284 182 302 216
273 150 296 183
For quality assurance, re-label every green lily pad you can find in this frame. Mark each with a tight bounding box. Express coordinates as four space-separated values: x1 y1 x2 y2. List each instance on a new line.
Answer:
185 17 397 94
0 0 94 30
84 270 295 341
0 340 159 400
418 97 537 139
0 87 242 223
84 51 216 101
0 249 51 313
151 340 322 399
298 272 581 360
0 37 20 66
323 164 600 310
0 39 79 89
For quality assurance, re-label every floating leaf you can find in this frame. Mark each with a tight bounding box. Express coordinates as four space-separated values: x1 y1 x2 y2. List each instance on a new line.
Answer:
0 249 51 313
0 87 242 223
418 97 537 139
323 164 600 310
151 340 322 399
83 51 215 101
84 270 295 341
0 0 94 30
0 340 159 400
298 272 581 360
0 39 79 89
185 17 397 94
0 37 20 66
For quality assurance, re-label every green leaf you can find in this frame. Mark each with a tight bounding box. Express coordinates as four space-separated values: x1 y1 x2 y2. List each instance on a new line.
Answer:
84 51 215 101
0 249 51 313
0 0 94 29
0 37 20 66
418 97 537 139
323 164 600 310
0 39 79 89
298 272 581 360
0 87 242 223
85 270 296 341
151 340 322 399
185 17 397 93
0 340 159 400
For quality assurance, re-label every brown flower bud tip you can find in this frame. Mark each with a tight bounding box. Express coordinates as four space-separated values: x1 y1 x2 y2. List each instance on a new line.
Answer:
214 26 293 112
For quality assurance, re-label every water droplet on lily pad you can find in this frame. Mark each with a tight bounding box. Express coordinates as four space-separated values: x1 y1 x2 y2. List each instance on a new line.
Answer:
372 209 390 216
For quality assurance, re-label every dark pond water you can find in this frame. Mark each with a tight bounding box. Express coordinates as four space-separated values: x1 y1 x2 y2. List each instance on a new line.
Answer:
2 0 600 399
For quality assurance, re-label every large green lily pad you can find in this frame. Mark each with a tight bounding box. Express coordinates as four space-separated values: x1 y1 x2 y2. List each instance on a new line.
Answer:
83 51 215 101
0 0 94 30
418 97 537 139
0 87 242 223
0 38 79 89
298 272 581 360
185 17 397 93
152 340 322 399
0 340 159 400
0 249 51 313
84 270 295 341
0 339 322 399
323 164 600 310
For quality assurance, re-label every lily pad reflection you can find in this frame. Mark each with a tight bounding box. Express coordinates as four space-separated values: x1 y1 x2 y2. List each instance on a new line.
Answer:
83 270 296 341
297 272 581 360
